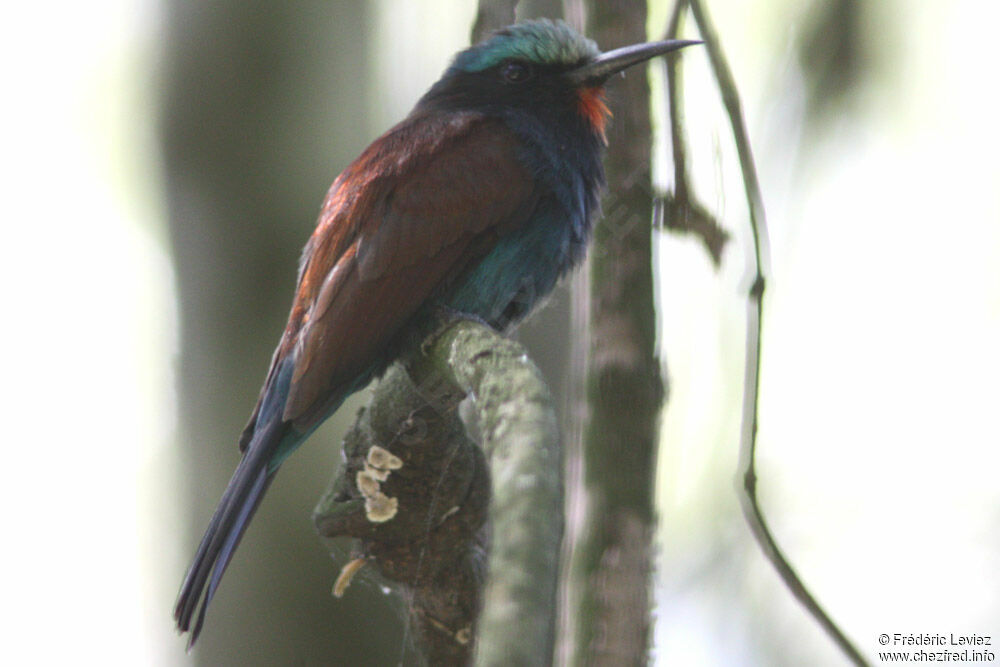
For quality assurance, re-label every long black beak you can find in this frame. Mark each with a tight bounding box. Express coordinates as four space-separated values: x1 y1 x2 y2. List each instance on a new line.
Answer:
568 39 701 86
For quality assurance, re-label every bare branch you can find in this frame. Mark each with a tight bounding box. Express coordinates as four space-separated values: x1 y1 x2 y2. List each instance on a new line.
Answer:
660 0 729 265
686 1 869 664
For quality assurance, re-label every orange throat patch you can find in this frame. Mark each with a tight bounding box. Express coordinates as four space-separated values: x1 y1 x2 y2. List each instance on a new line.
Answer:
576 86 611 144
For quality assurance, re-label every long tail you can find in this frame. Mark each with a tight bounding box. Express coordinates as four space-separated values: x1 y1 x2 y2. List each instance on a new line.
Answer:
173 416 289 648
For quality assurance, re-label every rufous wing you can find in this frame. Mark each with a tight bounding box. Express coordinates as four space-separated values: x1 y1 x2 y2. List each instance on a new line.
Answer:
272 111 537 431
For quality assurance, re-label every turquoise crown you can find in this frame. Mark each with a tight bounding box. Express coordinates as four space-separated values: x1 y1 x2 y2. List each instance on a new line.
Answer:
452 19 600 73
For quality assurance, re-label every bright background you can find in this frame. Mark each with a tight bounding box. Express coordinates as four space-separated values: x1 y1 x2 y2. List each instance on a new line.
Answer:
2 1 997 665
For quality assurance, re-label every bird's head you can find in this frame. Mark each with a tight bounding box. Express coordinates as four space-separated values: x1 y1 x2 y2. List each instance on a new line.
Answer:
418 19 698 141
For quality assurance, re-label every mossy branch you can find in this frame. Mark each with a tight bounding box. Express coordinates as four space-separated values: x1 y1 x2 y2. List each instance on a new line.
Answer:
314 319 562 666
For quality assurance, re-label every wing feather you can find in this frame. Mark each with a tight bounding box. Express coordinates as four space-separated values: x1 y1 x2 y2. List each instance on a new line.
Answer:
263 111 535 429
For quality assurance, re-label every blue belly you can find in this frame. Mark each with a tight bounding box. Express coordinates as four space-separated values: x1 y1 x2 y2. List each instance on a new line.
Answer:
446 200 587 327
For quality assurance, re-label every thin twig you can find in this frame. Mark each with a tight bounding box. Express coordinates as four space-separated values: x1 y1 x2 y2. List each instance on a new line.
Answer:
665 1 689 201
659 0 730 265
685 1 869 664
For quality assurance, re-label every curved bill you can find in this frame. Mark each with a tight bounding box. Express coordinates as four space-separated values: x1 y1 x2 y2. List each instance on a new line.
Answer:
568 39 702 86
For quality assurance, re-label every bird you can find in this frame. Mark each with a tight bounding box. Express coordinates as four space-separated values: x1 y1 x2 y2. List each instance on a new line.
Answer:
174 18 698 647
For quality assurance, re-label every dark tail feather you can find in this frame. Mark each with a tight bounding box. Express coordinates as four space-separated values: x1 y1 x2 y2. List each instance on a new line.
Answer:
174 418 285 648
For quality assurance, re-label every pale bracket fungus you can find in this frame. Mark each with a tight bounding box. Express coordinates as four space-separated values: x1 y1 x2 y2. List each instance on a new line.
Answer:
358 445 404 523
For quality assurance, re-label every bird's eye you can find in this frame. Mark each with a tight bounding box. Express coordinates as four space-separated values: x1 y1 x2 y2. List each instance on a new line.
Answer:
501 61 533 83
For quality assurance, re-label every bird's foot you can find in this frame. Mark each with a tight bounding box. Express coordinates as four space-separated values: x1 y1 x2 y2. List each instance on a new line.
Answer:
432 304 492 329
421 306 495 355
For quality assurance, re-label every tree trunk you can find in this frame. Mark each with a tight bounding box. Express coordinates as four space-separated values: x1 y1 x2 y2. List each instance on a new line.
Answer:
569 1 666 664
